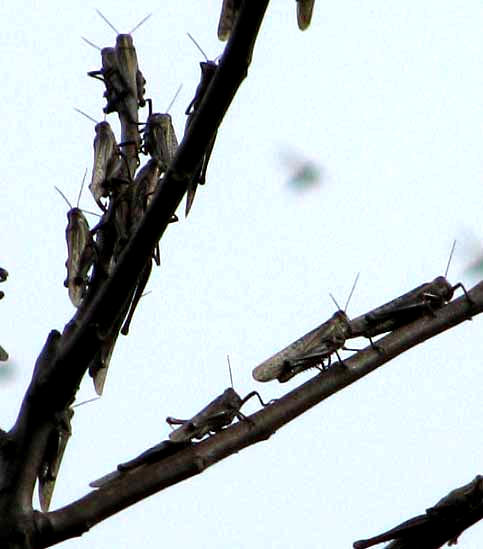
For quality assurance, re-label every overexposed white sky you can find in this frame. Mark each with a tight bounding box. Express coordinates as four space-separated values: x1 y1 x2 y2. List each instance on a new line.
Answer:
1 2 482 547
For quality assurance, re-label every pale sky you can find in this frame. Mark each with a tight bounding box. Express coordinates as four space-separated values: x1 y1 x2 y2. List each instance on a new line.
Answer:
1 2 482 548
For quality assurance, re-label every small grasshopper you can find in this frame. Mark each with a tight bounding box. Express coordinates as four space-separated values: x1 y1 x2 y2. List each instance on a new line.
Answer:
184 33 219 216
55 174 96 308
296 0 315 31
167 361 268 442
252 276 359 383
217 0 242 41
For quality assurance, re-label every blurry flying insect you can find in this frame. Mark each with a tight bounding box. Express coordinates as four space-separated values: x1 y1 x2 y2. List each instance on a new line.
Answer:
296 0 315 30
459 230 483 278
252 274 359 383
279 148 321 191
184 33 220 216
55 171 96 308
167 357 269 442
84 10 151 124
75 109 125 211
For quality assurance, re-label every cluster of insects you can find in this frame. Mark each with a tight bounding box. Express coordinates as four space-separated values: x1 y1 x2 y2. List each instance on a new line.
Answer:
55 12 225 399
0 266 7 361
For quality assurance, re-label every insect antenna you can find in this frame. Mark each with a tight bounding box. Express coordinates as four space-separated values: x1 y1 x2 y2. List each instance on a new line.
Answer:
81 36 101 51
187 32 209 61
129 13 153 34
96 9 119 34
76 169 88 208
227 355 234 388
329 293 342 311
54 186 73 210
72 396 100 409
344 272 360 312
74 107 98 125
445 240 457 277
166 83 183 113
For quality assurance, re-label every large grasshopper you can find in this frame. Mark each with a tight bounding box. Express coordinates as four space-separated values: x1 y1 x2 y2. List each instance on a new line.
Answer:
253 276 359 383
184 34 219 216
55 176 96 308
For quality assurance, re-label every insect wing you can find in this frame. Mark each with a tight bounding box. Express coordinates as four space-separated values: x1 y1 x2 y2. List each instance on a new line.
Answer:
90 122 119 210
38 409 73 511
65 208 93 307
114 34 140 123
144 114 178 171
217 0 241 41
296 0 315 30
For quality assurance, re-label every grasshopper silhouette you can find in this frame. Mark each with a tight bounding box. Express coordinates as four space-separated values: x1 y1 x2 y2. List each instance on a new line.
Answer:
184 33 219 216
167 362 268 443
55 174 96 308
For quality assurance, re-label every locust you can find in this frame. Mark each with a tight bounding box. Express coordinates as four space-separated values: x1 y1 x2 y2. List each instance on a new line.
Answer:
353 475 483 549
142 90 181 173
184 33 219 216
75 109 125 212
167 364 268 442
253 275 360 383
85 11 150 124
296 0 315 30
349 244 471 338
217 0 242 41
55 174 96 308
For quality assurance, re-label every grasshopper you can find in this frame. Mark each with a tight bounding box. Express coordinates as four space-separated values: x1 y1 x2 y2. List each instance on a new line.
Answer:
253 276 359 383
184 33 219 216
296 0 315 30
55 175 96 308
85 11 150 124
167 388 267 443
142 88 181 173
217 0 242 41
167 360 268 443
75 109 125 212
353 475 483 549
349 244 470 338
